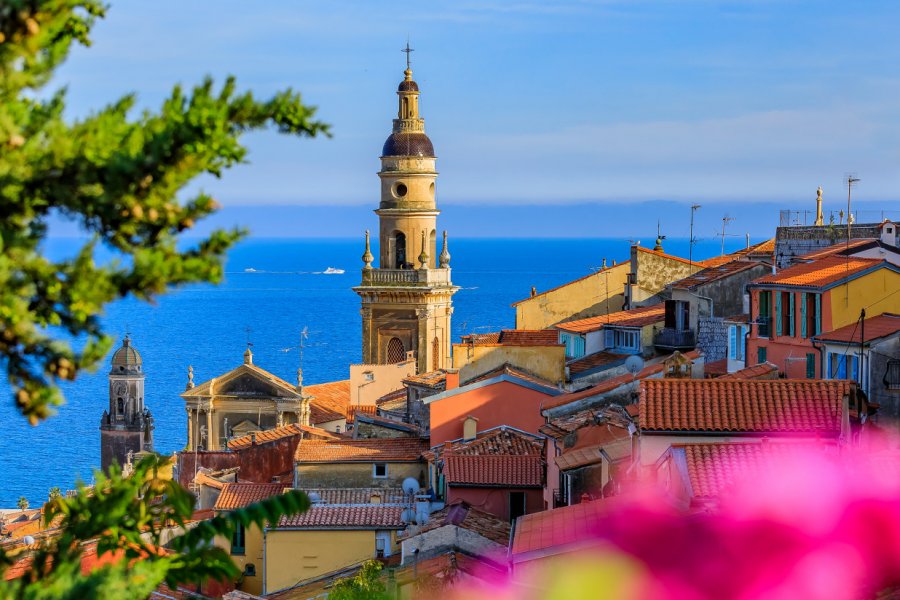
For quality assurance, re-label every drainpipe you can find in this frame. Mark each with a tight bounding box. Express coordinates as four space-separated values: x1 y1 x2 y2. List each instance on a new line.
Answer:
262 527 267 595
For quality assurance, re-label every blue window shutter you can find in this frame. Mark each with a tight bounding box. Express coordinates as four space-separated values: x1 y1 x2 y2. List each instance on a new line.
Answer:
775 293 782 337
800 293 807 338
851 355 859 382
837 355 847 379
789 293 795 337
729 327 737 359
757 346 767 364
814 294 821 335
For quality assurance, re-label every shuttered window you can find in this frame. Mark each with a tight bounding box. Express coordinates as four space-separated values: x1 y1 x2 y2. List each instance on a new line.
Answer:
806 353 816 378
775 293 782 337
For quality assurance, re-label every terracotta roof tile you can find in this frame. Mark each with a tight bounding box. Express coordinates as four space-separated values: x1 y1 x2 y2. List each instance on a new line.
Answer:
404 500 511 545
555 424 632 470
438 426 545 457
294 438 428 463
278 505 404 529
704 358 729 376
510 496 625 558
639 379 848 434
815 313 900 344
671 260 764 290
699 238 775 267
797 239 880 260
717 362 779 380
346 404 377 423
305 380 351 424
680 442 833 498
403 370 448 387
460 329 562 346
227 423 340 450
214 483 286 511
444 454 543 487
724 313 750 324
568 352 629 375
555 305 665 333
752 256 885 288
300 488 406 505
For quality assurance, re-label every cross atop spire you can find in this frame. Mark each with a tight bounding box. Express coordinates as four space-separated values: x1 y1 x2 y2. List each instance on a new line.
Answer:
402 40 414 70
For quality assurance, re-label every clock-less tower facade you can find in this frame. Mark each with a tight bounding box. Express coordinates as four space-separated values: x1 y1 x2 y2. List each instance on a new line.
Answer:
354 58 457 374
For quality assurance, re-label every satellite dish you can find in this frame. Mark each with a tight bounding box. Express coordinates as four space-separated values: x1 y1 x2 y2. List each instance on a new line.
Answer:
624 355 645 376
401 508 416 524
307 492 321 504
22 536 35 545
415 511 429 525
402 477 419 496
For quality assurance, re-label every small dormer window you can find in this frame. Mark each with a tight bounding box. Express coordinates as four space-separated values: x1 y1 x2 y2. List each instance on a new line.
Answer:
373 463 388 478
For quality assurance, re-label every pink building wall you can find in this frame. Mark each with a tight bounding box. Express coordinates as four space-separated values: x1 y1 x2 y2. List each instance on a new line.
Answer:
448 486 544 522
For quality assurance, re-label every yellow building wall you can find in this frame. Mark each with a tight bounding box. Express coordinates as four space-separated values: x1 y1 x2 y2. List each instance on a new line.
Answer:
513 263 630 330
451 344 567 385
215 523 266 595
828 269 900 330
295 461 425 489
264 528 398 594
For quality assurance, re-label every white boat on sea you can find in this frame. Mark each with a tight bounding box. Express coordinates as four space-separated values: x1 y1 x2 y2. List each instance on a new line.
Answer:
323 267 345 275
244 268 258 273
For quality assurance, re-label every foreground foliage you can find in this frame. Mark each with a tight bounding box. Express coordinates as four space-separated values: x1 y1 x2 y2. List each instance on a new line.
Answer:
0 454 310 599
0 0 329 423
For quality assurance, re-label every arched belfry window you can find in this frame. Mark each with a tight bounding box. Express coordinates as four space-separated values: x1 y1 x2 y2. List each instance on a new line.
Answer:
386 338 405 364
402 97 409 118
432 336 440 371
394 232 406 269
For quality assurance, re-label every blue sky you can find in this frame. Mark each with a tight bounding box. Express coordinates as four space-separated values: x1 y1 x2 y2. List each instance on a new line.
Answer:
52 1 900 235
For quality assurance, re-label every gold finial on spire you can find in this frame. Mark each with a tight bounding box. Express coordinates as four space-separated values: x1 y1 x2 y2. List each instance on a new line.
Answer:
418 230 429 269
362 230 374 270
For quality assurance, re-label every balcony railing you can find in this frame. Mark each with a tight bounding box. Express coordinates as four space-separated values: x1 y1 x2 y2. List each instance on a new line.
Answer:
654 327 696 350
757 316 771 338
359 268 452 287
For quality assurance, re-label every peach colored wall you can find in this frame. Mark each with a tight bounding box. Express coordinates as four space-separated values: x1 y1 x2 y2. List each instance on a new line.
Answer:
429 381 552 446
448 487 543 522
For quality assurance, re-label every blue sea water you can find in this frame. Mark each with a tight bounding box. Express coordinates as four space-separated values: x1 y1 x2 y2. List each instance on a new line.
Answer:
0 236 749 507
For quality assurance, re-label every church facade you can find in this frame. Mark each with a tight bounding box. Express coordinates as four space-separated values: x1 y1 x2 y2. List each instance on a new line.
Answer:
99 336 154 471
353 58 458 374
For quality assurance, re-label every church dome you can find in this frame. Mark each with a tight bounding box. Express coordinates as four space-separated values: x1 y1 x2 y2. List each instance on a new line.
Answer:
398 79 419 92
382 132 434 158
112 336 142 368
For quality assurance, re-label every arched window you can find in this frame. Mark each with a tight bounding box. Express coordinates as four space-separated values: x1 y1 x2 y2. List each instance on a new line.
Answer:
432 336 440 371
394 232 406 268
117 397 124 414
402 97 409 118
386 337 405 364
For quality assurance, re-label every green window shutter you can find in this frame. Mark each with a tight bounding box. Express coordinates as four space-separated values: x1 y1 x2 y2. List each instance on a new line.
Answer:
806 353 816 378
775 293 782 337
757 346 767 364
800 293 807 338
788 293 795 336
814 294 821 335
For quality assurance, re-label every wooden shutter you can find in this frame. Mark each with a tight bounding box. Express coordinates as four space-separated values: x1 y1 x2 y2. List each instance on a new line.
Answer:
814 294 821 335
789 293 795 337
806 353 816 378
800 293 807 338
775 293 782 337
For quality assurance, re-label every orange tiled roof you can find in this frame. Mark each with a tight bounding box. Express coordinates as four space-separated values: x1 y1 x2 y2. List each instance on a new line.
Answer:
278 505 404 529
510 496 625 558
568 351 630 375
346 404 377 423
193 470 228 490
439 426 545 457
404 500 511 545
815 313 900 344
671 260 764 290
444 454 543 487
679 441 833 498
227 423 340 450
403 370 448 387
555 424 632 470
717 362 779 380
305 379 351 424
214 482 286 511
704 358 729 376
300 488 406 505
459 329 562 346
699 238 775 267
751 256 884 288
294 438 428 463
639 379 849 434
555 305 665 334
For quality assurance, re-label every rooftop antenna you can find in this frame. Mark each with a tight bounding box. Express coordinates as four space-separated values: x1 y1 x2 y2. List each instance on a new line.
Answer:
845 173 860 306
689 204 701 266
281 327 312 378
719 214 735 256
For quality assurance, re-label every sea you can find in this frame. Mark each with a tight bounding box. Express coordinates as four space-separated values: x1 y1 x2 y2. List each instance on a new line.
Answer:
0 236 751 507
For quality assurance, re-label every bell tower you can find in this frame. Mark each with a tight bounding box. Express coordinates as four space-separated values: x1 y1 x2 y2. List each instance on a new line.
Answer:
354 49 458 373
100 336 154 471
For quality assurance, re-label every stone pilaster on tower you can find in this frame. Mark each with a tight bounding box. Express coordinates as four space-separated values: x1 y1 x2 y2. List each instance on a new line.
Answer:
354 55 458 374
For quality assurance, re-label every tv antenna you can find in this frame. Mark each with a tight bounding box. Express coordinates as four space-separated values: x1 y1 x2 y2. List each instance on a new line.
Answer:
844 173 860 306
689 204 701 265
718 215 735 256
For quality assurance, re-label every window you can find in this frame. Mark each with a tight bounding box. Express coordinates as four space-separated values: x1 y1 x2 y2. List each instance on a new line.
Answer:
806 353 816 379
394 232 406 268
606 328 640 353
664 300 690 330
509 491 527 522
729 325 746 361
828 353 859 381
244 563 256 577
885 360 900 390
386 337 405 363
373 463 387 479
782 292 795 337
231 523 245 556
758 291 772 337
757 346 767 364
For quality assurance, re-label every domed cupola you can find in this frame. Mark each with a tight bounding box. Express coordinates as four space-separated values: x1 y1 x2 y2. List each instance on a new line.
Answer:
381 61 434 159
111 335 142 374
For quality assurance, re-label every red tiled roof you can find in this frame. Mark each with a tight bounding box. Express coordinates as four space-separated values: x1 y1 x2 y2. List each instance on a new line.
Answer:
294 438 428 463
306 380 351 424
442 426 544 457
459 329 562 346
346 404 377 423
724 313 750 324
403 370 448 387
639 379 849 434
444 454 543 487
555 305 665 334
568 352 629 376
227 423 340 450
751 256 884 288
278 505 404 529
214 483 286 510
699 239 775 267
510 496 625 558
718 362 779 381
671 260 764 290
404 500 511 545
679 442 832 498
815 313 900 344
555 425 632 470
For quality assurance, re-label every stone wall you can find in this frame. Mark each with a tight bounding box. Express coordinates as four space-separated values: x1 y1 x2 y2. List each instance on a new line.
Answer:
775 223 884 269
870 336 900 419
400 524 506 565
697 317 727 362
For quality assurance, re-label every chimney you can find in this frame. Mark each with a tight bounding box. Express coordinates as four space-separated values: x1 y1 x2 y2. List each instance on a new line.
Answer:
881 221 898 247
250 432 256 446
462 415 478 441
445 369 460 390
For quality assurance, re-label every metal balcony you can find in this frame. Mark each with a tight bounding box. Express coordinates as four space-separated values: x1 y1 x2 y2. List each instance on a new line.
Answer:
654 327 696 351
